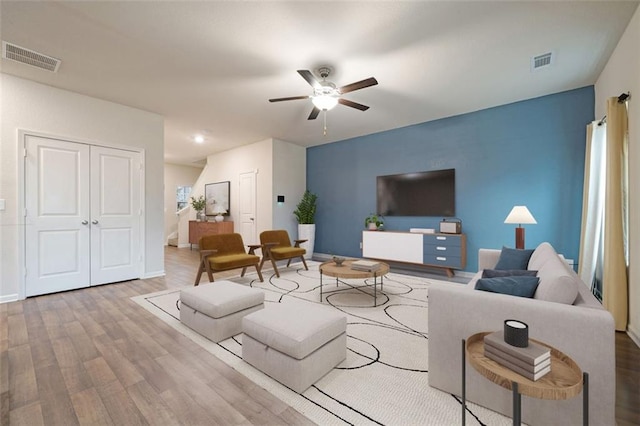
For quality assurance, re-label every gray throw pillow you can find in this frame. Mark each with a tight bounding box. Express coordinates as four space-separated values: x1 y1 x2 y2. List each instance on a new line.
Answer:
494 247 534 270
482 269 538 278
475 276 540 298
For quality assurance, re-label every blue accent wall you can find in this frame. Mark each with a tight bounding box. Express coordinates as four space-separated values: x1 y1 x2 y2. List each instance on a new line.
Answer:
307 87 594 272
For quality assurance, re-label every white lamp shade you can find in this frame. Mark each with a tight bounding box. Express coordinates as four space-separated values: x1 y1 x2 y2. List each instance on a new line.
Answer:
312 95 338 110
504 206 537 225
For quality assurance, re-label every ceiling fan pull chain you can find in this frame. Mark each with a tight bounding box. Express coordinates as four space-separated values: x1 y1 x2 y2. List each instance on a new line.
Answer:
323 110 328 136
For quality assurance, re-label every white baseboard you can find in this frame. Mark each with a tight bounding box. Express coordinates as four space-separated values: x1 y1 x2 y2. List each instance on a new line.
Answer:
628 324 640 348
0 293 19 304
143 270 165 279
178 243 191 249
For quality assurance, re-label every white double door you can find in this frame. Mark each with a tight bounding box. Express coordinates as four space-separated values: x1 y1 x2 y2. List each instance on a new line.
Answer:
25 135 142 297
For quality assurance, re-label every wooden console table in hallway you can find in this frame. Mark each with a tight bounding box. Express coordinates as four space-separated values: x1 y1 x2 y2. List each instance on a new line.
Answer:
189 220 234 249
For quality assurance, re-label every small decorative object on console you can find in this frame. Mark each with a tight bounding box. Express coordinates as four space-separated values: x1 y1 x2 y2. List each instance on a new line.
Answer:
439 218 462 234
504 319 528 347
364 213 384 231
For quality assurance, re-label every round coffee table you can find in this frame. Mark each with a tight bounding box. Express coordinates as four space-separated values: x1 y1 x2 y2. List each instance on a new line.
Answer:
319 259 390 306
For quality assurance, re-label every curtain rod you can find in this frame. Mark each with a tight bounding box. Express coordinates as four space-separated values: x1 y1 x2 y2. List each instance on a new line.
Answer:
597 92 631 126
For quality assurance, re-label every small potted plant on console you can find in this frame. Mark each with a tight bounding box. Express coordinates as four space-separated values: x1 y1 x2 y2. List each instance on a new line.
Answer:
364 213 384 231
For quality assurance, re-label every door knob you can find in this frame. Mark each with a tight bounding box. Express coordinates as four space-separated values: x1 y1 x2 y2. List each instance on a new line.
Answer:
250 218 254 221
92 220 99 225
81 220 88 225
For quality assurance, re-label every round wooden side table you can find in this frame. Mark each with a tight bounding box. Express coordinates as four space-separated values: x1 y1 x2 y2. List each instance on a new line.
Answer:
462 332 588 425
319 259 390 306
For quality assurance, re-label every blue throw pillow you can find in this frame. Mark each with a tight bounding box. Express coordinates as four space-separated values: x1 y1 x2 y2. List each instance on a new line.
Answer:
494 247 534 270
475 276 540 298
482 269 538 278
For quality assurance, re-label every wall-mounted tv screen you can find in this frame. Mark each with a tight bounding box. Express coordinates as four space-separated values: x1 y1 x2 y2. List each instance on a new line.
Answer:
377 169 455 217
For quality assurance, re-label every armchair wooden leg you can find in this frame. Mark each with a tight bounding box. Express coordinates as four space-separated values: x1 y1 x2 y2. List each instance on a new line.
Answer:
195 260 205 286
270 256 281 278
204 260 214 283
300 256 308 271
255 264 264 282
241 267 247 277
286 259 292 267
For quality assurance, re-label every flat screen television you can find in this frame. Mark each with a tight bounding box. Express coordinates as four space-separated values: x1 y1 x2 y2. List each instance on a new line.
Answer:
376 169 455 217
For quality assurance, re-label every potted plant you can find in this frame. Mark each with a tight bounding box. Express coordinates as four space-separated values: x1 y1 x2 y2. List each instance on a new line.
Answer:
294 190 318 260
190 195 206 221
365 213 384 230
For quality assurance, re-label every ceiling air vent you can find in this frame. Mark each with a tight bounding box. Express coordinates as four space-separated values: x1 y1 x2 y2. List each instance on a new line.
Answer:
2 41 61 72
531 52 553 71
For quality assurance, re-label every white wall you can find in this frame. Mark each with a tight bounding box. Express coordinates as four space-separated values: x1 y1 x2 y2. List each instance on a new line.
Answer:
193 139 274 245
164 163 203 243
272 139 307 239
0 74 165 301
595 5 640 344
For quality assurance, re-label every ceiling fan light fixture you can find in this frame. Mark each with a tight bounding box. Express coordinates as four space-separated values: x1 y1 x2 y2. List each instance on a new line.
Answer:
312 94 338 111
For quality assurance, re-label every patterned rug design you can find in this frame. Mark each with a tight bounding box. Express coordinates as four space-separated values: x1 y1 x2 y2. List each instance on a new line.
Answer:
132 261 511 425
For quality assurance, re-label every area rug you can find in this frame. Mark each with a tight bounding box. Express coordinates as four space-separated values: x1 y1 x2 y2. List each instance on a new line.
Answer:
132 261 511 425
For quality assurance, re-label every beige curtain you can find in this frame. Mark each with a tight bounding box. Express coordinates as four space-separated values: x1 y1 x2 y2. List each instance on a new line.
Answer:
578 123 606 294
603 97 629 331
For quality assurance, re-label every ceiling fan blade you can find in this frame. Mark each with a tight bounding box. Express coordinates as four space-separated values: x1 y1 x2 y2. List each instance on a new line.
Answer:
308 107 320 120
269 95 310 102
338 77 378 94
339 98 370 111
297 70 321 89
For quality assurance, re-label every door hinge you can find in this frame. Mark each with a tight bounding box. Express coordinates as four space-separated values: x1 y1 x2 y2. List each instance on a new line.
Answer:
23 148 28 158
24 208 28 217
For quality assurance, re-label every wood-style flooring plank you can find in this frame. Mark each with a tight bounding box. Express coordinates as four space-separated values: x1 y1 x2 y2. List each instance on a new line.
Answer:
70 387 114 426
33 364 79 425
8 344 38 410
8 402 44 426
94 380 147 426
125 380 182 425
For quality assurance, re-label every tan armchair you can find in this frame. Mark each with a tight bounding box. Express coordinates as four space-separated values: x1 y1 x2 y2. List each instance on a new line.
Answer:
195 233 263 285
259 230 308 278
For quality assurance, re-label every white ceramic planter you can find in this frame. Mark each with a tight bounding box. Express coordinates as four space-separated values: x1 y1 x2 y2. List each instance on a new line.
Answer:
298 224 315 260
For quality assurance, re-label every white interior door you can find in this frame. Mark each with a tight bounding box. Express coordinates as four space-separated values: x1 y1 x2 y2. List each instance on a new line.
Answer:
90 146 141 285
239 171 257 245
25 136 91 296
25 135 142 297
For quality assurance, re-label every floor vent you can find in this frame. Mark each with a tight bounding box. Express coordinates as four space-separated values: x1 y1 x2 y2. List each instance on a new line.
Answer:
2 41 61 72
531 52 553 71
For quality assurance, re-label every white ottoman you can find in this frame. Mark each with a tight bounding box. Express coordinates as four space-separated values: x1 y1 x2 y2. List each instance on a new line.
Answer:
180 281 264 342
242 303 347 393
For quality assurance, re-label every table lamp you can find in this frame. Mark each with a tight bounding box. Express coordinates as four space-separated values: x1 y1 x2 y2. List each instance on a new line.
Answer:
504 206 537 249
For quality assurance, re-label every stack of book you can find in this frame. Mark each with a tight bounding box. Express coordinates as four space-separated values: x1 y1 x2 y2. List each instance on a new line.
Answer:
351 260 382 272
483 331 551 381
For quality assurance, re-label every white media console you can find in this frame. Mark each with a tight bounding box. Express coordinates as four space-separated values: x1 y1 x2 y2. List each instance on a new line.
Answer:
362 230 467 277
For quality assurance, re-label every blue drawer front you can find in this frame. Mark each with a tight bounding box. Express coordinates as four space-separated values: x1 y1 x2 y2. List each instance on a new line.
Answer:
424 234 462 247
424 254 463 269
424 244 460 256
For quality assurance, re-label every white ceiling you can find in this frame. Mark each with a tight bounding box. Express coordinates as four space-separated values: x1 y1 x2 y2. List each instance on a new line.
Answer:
1 1 637 166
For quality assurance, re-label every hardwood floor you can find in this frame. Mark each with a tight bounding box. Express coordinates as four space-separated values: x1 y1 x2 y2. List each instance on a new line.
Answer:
2 246 639 425
1 247 312 426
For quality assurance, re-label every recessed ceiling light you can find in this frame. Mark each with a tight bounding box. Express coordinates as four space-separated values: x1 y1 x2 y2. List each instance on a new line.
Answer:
194 135 204 143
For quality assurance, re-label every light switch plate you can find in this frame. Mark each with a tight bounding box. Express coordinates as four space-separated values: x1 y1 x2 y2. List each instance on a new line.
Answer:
0 199 5 211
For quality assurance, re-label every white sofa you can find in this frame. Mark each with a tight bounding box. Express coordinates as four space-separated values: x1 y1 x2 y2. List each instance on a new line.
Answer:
428 242 615 425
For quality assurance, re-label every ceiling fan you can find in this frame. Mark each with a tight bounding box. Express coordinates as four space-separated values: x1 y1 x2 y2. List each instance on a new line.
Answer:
269 67 378 120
